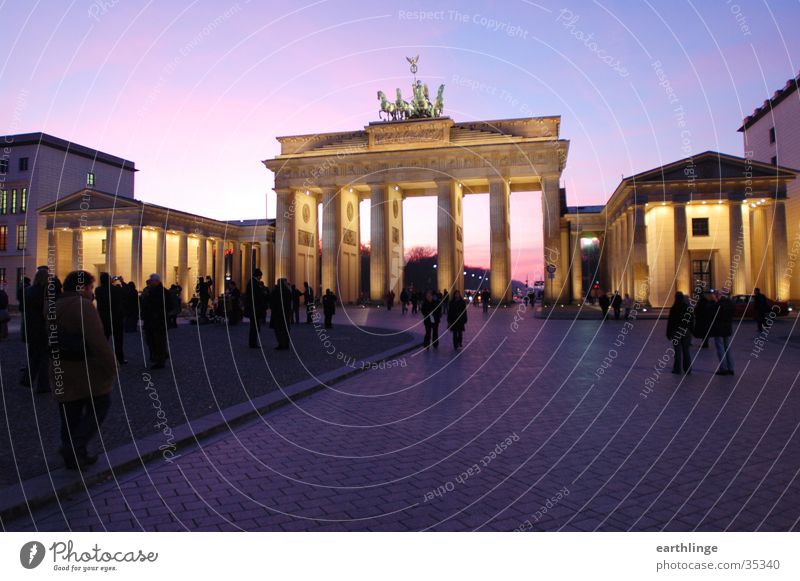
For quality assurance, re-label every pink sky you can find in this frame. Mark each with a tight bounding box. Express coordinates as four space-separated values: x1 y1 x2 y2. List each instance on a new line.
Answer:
1 1 798 279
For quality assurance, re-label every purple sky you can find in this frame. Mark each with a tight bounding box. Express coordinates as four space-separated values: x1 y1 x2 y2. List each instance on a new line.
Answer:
1 0 798 280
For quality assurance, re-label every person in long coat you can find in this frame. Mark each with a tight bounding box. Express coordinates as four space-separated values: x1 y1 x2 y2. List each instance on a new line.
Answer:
140 274 169 369
95 272 127 364
270 279 292 350
124 281 140 332
666 292 694 375
421 290 442 349
322 288 336 329
447 290 468 350
753 287 769 333
244 269 268 348
49 270 117 470
22 268 50 392
709 292 735 375
693 292 712 348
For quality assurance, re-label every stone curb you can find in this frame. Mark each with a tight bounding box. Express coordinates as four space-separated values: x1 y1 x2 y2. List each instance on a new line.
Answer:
0 337 420 523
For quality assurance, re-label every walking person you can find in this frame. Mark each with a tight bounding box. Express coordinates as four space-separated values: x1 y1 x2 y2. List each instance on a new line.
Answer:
481 289 490 313
710 291 735 376
667 292 694 375
400 288 409 314
50 270 117 470
421 290 442 349
622 293 633 320
140 274 169 369
196 276 210 320
22 268 50 392
322 288 336 329
753 287 769 333
290 284 301 325
244 269 268 348
95 273 127 364
124 281 140 332
447 289 468 350
611 291 622 320
303 281 314 324
270 279 292 350
0 284 9 340
598 293 610 319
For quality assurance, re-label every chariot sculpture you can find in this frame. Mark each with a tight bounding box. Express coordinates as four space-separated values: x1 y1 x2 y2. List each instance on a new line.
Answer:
377 56 445 121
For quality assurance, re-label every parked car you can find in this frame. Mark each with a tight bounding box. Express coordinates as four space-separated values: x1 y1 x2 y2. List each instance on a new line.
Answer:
730 294 791 317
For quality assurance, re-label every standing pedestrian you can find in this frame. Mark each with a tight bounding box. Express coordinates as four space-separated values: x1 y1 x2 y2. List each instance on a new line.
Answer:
140 274 169 369
598 293 610 318
0 284 9 340
421 290 442 349
244 269 268 348
124 281 140 332
322 288 336 329
710 292 734 376
447 289 468 350
400 287 409 314
611 291 622 320
303 281 314 324
693 292 712 348
196 276 210 320
290 284 301 325
667 292 694 375
481 289 490 313
50 270 117 470
753 287 769 333
95 273 127 364
22 268 50 392
621 293 633 320
270 279 292 350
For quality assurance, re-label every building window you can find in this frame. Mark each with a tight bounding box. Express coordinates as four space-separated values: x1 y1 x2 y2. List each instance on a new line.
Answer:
691 217 709 237
16 224 27 250
18 157 28 171
0 267 5 285
771 156 777 166
10 189 17 214
87 172 95 187
0 159 7 174
101 238 107 254
0 190 6 215
769 127 776 144
20 188 27 213
0 226 6 251
692 259 713 292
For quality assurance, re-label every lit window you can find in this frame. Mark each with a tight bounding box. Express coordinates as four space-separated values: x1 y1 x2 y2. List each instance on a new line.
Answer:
0 226 7 251
0 267 6 285
0 190 6 215
10 189 17 214
87 172 95 187
101 238 107 254
18 157 28 171
20 188 27 213
691 217 709 237
16 224 26 250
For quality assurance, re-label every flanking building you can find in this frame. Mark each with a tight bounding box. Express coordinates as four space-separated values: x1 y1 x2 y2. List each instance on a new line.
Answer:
0 133 274 304
739 70 800 303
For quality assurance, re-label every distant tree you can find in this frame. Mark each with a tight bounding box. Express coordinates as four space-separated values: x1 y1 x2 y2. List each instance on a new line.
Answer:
360 242 371 256
405 246 436 263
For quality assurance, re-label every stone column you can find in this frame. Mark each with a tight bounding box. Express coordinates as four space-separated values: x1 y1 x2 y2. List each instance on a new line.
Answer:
625 208 635 295
632 203 649 303
197 235 207 279
570 229 583 303
541 175 564 303
727 199 746 296
369 182 388 302
772 200 790 300
47 229 59 276
321 186 341 296
130 225 142 288
619 211 629 295
215 238 225 292
436 179 463 294
178 231 188 302
232 242 242 290
750 205 771 295
274 188 294 282
155 228 166 281
673 201 691 295
71 229 83 271
104 227 116 275
489 177 511 303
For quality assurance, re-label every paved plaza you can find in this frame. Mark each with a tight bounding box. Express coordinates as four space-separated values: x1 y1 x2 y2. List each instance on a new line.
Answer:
3 305 800 531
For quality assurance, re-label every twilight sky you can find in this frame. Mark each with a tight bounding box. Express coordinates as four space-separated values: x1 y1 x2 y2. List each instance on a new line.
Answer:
1 0 798 280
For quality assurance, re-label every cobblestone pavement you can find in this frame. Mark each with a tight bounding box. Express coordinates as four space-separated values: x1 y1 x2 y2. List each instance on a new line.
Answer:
5 305 800 531
0 315 412 486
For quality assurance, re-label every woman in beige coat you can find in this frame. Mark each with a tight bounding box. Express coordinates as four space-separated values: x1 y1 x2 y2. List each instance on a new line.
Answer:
50 270 117 470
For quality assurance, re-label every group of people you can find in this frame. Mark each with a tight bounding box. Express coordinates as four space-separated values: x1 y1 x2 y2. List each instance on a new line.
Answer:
598 291 635 320
397 287 492 316
412 288 470 350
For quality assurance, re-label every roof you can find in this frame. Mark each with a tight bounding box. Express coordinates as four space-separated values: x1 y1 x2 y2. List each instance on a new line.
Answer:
566 205 604 214
0 132 136 171
623 150 798 183
738 71 800 131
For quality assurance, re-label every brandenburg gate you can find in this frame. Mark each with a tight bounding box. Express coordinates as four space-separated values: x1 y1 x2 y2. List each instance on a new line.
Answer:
263 69 570 304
